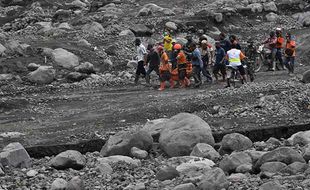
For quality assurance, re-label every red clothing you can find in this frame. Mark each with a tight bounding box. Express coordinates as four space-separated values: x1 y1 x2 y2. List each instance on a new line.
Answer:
276 36 285 49
285 40 296 57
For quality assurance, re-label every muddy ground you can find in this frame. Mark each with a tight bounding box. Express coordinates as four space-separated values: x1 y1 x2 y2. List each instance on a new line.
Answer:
0 65 309 150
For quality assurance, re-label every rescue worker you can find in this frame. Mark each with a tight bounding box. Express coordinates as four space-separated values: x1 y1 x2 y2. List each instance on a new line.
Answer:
225 44 247 87
219 32 232 53
157 46 174 91
275 28 285 70
189 42 203 87
145 44 160 84
263 31 277 71
200 40 213 83
163 31 173 58
134 38 147 84
213 41 227 81
175 43 190 88
284 33 296 75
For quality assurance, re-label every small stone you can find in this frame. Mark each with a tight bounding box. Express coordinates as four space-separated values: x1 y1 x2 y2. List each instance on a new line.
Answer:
66 176 85 190
50 178 68 190
26 170 38 177
156 166 179 181
131 147 148 159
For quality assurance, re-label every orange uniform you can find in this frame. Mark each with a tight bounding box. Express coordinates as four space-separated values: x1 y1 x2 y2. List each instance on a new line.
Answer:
159 52 171 72
285 40 296 57
276 36 285 49
177 51 187 65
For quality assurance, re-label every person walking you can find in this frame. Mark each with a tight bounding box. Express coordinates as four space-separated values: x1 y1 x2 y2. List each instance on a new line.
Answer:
200 40 213 83
145 44 160 84
175 43 190 88
213 41 227 82
263 31 277 71
189 42 203 87
157 46 174 91
284 33 296 75
134 38 147 84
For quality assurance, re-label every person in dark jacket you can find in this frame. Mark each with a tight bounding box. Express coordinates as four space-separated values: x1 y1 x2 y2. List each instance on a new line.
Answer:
145 44 160 84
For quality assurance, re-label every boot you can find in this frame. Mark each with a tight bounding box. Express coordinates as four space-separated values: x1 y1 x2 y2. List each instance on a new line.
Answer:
158 82 165 91
271 61 276 71
225 78 231 88
134 74 139 84
169 79 175 89
145 75 150 84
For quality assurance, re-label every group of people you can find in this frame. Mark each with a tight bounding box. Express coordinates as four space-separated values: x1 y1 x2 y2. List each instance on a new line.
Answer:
134 28 297 91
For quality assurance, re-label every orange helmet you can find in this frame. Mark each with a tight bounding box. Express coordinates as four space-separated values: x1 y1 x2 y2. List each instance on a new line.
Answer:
174 43 182 50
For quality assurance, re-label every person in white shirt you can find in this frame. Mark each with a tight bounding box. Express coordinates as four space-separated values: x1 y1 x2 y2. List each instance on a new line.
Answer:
134 38 147 84
225 44 247 87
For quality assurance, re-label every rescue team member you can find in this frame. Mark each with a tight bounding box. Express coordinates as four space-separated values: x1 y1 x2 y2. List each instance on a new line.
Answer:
263 31 277 71
175 44 190 88
276 28 285 70
163 31 173 58
213 41 227 81
157 46 174 91
145 44 160 84
134 38 147 84
189 42 203 87
200 40 213 83
226 44 247 88
284 33 296 75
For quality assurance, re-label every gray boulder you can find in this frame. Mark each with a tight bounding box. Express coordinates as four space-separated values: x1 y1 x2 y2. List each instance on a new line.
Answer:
140 118 169 139
0 142 31 168
96 162 113 176
165 21 177 31
288 130 310 146
255 147 306 169
266 12 278 22
138 7 152 16
219 152 252 173
156 166 179 181
260 162 287 173
159 113 215 157
236 164 253 173
105 45 117 56
100 129 153 157
176 158 214 177
28 66 55 84
247 3 263 13
51 48 79 69
119 29 136 41
74 62 95 74
50 150 86 170
130 147 148 159
263 2 277 12
66 72 88 82
190 143 220 161
219 133 253 155
302 144 310 162
214 13 223 23
259 180 285 190
197 168 229 190
172 183 196 190
130 24 153 37
302 70 310 83
98 155 140 167
66 176 85 190
280 162 308 175
27 63 40 71
51 178 68 190
82 22 105 33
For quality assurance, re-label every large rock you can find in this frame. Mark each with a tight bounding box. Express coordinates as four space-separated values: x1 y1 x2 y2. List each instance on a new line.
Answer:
172 183 196 190
197 168 229 190
190 143 220 161
255 147 306 169
130 147 148 159
219 152 252 173
266 12 278 22
247 3 263 13
260 162 287 173
66 72 88 82
302 144 310 162
100 129 153 157
51 48 79 69
119 29 136 41
50 178 68 190
159 113 215 157
74 62 95 74
0 142 31 168
245 150 267 164
263 2 277 12
66 176 85 190
130 24 153 37
302 70 310 84
280 162 308 175
165 21 177 31
27 66 55 84
98 155 140 167
219 133 253 155
140 118 169 139
138 7 152 16
82 22 105 33
156 166 179 181
65 0 87 9
288 130 310 146
176 158 215 177
50 150 86 170
259 180 285 190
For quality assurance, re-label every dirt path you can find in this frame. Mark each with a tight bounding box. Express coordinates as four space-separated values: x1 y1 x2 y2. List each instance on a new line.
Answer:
0 65 309 148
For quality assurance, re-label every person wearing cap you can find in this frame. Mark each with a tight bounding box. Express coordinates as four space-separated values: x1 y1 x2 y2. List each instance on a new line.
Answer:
284 33 296 75
213 41 227 81
145 44 160 84
275 28 285 70
157 46 174 91
175 43 190 88
163 31 173 58
189 42 203 87
134 38 147 84
225 44 247 87
200 40 213 83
